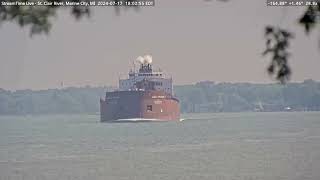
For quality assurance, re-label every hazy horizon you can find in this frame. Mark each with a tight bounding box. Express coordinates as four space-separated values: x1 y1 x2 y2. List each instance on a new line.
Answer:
1 0 319 90
1 79 319 91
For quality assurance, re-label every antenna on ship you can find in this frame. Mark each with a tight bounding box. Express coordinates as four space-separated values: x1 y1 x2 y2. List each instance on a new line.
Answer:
133 59 136 89
118 74 120 89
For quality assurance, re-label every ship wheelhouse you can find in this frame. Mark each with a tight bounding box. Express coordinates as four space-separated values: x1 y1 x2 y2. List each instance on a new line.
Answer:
119 56 173 95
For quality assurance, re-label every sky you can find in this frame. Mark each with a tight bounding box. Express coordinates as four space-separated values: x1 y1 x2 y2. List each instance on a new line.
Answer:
0 0 319 90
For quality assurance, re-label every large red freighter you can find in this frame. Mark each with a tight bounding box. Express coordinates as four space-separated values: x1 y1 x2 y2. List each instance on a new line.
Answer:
100 55 180 122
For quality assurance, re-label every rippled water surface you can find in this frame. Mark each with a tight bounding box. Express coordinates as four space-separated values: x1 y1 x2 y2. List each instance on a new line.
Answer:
1 112 320 180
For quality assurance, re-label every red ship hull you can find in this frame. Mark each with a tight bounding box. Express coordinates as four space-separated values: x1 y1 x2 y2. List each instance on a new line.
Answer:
100 90 180 122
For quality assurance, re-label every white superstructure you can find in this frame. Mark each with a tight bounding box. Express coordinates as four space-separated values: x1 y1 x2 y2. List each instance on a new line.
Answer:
119 55 173 95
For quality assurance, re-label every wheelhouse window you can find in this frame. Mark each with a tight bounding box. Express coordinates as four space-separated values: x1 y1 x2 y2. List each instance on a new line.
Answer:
147 105 152 112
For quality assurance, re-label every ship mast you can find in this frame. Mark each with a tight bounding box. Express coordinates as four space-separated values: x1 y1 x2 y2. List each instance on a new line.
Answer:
133 60 136 89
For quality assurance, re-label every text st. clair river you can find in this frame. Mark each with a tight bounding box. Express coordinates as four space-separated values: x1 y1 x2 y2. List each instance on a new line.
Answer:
1 0 155 6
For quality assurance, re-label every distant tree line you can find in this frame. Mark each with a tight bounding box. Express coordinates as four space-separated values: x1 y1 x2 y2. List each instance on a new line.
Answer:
0 86 108 115
175 79 320 113
0 80 320 115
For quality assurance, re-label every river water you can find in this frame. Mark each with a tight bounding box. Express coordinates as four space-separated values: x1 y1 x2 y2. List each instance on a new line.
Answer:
0 112 320 180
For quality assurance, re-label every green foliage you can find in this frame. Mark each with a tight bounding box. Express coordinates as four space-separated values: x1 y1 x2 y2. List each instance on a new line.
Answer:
174 80 320 113
0 2 319 84
262 5 319 84
0 86 109 115
263 26 293 84
0 0 143 35
0 0 90 35
299 5 320 34
2 81 320 115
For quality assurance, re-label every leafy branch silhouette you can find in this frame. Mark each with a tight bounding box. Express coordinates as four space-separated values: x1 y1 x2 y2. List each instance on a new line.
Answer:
0 1 319 83
263 26 293 84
